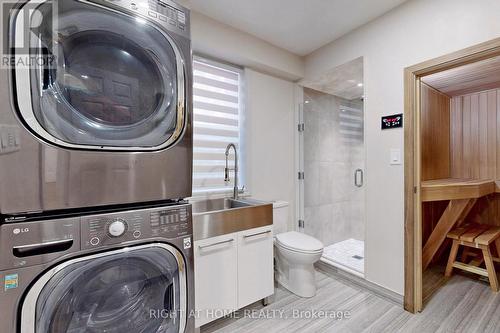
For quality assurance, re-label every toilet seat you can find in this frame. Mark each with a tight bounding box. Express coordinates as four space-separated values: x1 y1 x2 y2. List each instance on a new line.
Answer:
275 231 323 254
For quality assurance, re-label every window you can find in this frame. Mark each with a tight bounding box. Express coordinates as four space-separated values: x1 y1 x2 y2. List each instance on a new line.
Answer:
192 58 244 195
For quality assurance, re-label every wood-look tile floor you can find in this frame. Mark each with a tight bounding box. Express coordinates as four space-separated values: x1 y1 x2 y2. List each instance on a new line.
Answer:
201 270 500 333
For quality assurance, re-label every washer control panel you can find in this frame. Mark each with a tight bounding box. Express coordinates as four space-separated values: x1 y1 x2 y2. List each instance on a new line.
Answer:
81 204 192 249
150 208 189 237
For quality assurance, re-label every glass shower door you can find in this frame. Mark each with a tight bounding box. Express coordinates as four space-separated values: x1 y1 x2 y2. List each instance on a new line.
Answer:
298 87 366 277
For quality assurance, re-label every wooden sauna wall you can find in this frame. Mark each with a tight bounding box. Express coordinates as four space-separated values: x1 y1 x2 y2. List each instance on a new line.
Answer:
421 84 451 180
450 88 500 225
421 84 451 243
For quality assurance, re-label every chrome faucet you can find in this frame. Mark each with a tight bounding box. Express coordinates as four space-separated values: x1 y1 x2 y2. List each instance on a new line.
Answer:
224 143 239 199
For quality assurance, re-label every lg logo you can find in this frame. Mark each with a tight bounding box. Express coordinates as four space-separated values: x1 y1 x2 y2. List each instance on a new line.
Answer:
13 228 29 235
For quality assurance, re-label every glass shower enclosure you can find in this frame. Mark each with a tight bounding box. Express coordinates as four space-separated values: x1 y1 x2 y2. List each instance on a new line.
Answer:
298 59 366 277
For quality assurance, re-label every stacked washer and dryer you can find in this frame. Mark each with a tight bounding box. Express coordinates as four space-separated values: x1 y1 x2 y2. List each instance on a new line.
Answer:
0 0 194 332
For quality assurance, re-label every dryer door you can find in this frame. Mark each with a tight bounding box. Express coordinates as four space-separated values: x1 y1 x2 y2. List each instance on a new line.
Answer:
21 244 187 333
12 0 186 150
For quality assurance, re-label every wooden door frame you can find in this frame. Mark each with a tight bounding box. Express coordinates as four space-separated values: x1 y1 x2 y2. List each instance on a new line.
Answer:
404 37 500 313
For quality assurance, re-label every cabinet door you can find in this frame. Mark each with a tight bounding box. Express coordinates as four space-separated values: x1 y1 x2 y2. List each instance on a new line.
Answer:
194 233 238 327
237 226 274 308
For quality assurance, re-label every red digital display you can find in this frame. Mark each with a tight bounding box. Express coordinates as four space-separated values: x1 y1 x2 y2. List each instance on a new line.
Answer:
381 114 403 129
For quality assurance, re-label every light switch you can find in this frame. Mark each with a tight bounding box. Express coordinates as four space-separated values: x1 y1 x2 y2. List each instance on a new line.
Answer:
390 148 402 165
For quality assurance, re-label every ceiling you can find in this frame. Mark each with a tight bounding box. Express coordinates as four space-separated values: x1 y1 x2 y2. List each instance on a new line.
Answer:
422 56 500 96
179 0 409 56
301 57 363 100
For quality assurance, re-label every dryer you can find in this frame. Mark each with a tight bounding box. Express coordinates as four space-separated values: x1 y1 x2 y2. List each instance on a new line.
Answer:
0 0 193 215
0 203 194 332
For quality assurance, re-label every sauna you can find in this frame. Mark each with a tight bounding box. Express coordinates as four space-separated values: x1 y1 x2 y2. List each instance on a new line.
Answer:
419 55 500 302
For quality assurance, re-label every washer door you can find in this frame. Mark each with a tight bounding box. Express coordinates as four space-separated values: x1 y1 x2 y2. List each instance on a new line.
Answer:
21 244 187 333
12 0 186 150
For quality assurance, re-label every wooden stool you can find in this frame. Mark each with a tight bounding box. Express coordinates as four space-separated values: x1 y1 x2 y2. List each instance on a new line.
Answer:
445 224 500 292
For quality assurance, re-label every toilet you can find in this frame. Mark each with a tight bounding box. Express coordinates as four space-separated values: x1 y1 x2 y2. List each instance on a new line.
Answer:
272 201 324 298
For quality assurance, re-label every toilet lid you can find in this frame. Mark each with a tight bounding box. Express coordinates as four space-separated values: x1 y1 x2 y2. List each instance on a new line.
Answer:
276 231 323 252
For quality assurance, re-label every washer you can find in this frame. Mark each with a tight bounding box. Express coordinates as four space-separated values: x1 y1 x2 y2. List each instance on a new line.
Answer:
0 203 194 333
0 0 193 215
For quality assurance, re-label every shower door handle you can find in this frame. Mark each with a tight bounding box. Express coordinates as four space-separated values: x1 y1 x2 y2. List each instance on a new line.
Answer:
354 169 364 187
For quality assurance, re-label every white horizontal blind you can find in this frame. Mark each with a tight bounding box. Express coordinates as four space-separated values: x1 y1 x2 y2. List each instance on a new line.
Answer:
192 58 243 195
339 105 364 144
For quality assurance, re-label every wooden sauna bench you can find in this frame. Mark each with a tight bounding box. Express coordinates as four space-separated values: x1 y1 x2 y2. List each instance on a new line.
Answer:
421 178 498 270
421 179 497 202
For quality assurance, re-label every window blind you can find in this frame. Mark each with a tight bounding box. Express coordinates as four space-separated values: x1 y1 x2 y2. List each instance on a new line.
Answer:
192 58 243 195
339 105 364 144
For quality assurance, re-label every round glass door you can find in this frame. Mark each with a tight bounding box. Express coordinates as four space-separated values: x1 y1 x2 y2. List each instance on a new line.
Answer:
14 0 186 150
32 246 185 333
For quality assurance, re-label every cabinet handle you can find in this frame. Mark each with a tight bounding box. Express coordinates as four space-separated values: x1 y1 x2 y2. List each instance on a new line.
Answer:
198 239 234 249
243 230 272 239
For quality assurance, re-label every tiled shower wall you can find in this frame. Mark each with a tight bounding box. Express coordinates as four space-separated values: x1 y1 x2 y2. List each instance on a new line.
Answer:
303 88 365 246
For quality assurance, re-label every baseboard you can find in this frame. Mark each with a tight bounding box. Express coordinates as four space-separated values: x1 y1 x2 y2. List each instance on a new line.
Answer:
315 261 404 306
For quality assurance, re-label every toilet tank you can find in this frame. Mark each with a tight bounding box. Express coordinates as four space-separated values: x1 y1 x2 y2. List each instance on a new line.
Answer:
273 201 289 235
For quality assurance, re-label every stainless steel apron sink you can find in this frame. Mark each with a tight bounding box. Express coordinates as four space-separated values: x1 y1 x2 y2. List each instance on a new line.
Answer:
191 198 273 241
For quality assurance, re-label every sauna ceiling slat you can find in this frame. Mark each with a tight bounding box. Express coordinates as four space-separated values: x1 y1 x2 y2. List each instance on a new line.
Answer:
422 56 500 96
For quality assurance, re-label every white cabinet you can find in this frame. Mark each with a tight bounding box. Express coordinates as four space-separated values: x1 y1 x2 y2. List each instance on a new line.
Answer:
194 233 238 327
237 226 274 308
194 225 274 328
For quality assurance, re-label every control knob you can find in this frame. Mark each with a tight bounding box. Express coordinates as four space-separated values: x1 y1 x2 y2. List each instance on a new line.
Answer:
108 220 127 237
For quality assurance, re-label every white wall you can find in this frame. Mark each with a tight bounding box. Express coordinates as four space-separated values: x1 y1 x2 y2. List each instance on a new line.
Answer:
189 10 304 81
304 0 500 294
245 69 296 229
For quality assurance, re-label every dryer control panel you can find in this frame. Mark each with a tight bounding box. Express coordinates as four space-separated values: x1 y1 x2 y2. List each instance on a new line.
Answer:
95 0 190 37
81 204 192 249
